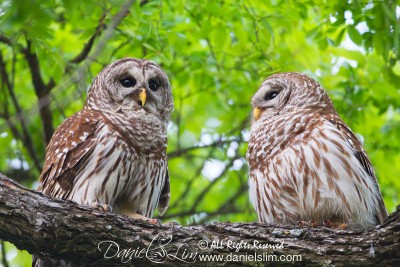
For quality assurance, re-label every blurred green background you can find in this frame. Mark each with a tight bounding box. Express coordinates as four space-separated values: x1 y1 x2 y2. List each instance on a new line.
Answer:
0 0 399 265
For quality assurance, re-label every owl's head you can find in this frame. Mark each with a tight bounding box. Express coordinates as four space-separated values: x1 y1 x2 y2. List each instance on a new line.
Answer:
251 72 335 120
86 58 173 123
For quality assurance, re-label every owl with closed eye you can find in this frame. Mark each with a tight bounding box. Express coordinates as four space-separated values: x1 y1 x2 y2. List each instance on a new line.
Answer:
247 72 387 227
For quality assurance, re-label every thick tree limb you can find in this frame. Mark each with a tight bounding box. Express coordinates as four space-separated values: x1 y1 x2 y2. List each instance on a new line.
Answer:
0 173 399 266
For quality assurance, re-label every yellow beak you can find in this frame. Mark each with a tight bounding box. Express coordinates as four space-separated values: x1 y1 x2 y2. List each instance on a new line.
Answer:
139 89 146 107
253 107 261 120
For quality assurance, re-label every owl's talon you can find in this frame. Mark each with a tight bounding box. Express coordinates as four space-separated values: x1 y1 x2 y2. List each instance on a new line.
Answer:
323 219 333 227
125 212 161 226
297 220 309 227
297 220 319 227
91 202 112 213
323 219 348 229
141 217 162 227
163 221 180 227
150 218 162 226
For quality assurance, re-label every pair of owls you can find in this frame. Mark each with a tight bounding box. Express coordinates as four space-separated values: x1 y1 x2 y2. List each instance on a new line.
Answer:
38 58 387 228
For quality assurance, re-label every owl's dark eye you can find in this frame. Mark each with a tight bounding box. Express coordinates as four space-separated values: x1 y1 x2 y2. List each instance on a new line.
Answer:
120 77 136 88
264 91 279 101
149 80 158 91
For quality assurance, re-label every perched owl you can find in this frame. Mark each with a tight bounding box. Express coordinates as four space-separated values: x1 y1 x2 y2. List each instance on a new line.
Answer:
34 58 173 266
247 72 387 227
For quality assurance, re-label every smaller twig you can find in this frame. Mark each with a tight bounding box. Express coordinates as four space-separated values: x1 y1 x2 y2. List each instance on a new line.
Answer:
22 39 55 144
183 7 221 70
168 146 218 210
189 156 240 213
196 183 248 225
68 9 109 65
110 37 132 58
167 139 233 158
0 35 12 46
0 52 42 172
1 240 10 267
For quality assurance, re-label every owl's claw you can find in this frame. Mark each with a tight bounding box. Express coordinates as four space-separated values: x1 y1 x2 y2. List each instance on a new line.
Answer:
91 202 112 213
296 220 309 227
323 219 333 227
125 212 162 226
144 218 162 226
297 220 319 227
296 219 351 228
149 218 162 226
163 221 180 227
323 219 348 229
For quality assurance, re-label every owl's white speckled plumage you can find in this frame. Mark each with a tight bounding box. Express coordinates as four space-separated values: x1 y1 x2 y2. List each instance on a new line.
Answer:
247 72 387 226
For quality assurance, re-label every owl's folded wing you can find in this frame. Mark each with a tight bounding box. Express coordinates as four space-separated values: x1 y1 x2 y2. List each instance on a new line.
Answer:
327 114 388 224
38 109 100 199
157 168 170 216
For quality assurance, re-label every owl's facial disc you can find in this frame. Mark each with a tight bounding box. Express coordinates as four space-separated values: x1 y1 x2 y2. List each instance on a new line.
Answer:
97 58 172 122
252 82 285 120
118 75 160 114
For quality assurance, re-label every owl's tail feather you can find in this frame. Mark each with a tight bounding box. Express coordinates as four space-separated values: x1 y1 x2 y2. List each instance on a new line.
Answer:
157 170 170 216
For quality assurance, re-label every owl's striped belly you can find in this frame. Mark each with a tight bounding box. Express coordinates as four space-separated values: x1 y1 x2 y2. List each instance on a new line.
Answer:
248 122 380 226
68 135 166 218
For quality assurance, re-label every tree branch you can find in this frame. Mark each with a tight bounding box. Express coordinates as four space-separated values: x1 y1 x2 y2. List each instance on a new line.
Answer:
0 35 12 46
0 240 10 267
0 173 399 266
196 183 248 225
167 139 234 158
22 40 55 144
188 156 239 213
0 52 42 172
67 9 109 65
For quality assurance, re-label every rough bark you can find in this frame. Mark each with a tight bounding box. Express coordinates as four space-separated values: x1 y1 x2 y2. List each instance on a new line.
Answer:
0 173 399 266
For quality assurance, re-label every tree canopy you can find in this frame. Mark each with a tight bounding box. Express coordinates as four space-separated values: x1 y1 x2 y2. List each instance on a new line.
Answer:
0 0 399 265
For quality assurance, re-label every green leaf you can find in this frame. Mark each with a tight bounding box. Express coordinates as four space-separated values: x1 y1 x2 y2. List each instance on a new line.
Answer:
347 25 363 45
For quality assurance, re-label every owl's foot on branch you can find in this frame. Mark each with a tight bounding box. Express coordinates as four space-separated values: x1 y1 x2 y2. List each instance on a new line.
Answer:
297 219 350 229
323 219 348 229
296 220 319 227
324 220 366 231
163 221 180 226
125 212 161 226
91 202 112 213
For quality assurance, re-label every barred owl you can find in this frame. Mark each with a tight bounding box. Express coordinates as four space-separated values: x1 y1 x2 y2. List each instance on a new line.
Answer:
247 72 387 227
34 58 173 266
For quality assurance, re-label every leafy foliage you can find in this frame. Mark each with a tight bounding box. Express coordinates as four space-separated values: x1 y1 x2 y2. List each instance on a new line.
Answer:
0 0 399 264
